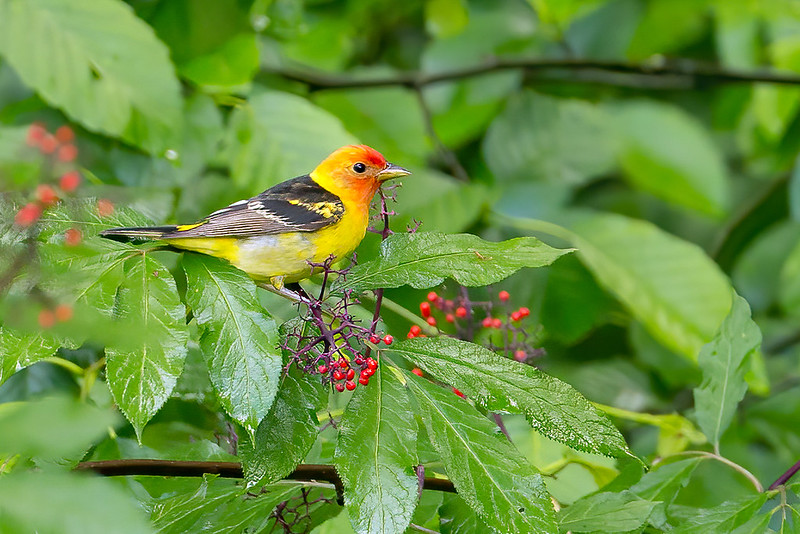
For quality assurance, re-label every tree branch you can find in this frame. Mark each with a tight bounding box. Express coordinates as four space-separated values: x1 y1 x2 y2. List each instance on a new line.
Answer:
266 57 800 92
769 458 800 490
75 460 457 505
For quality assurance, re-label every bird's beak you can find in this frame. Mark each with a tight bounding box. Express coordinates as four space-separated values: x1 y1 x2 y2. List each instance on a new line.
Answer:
378 162 411 181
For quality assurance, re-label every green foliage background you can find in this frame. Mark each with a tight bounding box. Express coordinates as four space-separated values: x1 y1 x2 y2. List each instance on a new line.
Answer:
3 0 800 532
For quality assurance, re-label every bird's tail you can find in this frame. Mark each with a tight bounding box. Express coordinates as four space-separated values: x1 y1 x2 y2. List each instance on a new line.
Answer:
99 225 177 242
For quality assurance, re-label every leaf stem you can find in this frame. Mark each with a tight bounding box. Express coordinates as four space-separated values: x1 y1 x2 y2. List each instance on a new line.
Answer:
768 458 800 490
670 451 763 492
42 356 84 375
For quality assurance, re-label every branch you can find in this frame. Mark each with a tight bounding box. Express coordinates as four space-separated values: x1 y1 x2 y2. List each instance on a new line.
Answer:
75 460 457 505
266 57 800 92
769 458 800 490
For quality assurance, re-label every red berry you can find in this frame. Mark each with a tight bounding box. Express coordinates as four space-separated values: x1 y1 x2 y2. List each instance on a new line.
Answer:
369 335 380 344
358 376 370 386
427 291 438 302
64 228 82 246
14 203 42 227
409 325 422 336
354 356 364 365
345 380 356 391
338 358 348 369
36 185 59 206
492 318 502 329
419 301 431 318
335 383 345 393
365 367 376 377
445 313 455 323
383 334 393 345
318 365 328 374
426 316 437 327
38 309 56 329
481 317 493 328
332 370 345 381
97 199 114 217
455 306 467 318
346 368 356 380
26 122 47 146
412 367 423 377
366 358 378 370
499 290 510 302
59 171 81 192
360 369 371 379
57 144 78 162
407 331 417 339
453 387 465 398
55 125 74 143
444 300 453 309
39 134 58 154
514 350 526 361
519 307 530 318
511 311 522 322
55 304 73 322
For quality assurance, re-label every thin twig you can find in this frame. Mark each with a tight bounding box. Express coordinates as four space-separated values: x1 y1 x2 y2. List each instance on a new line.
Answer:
412 86 469 181
769 458 800 490
669 451 763 492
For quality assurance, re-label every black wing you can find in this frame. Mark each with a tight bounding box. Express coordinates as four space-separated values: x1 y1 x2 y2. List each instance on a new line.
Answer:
163 175 345 239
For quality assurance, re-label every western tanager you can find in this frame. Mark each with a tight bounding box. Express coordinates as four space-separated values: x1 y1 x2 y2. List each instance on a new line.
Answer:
101 145 410 289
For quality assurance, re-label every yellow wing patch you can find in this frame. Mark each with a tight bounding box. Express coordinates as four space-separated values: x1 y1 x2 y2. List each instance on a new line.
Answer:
287 200 341 219
176 221 207 232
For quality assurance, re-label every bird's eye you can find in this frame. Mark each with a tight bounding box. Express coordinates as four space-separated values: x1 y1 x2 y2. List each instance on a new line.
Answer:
353 162 367 173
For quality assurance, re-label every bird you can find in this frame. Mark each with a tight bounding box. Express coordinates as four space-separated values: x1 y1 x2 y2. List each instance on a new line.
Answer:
100 145 410 295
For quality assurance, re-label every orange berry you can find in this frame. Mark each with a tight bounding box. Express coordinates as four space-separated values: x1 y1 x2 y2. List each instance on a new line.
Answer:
498 290 510 302
55 304 73 322
64 228 82 246
420 301 431 318
426 316 437 327
445 313 455 323
57 144 78 162
38 309 56 329
514 350 526 361
427 291 438 302
412 368 424 377
455 306 467 318
26 122 47 146
36 185 59 206
55 125 74 143
97 198 114 217
14 203 42 227
59 171 81 192
39 134 58 154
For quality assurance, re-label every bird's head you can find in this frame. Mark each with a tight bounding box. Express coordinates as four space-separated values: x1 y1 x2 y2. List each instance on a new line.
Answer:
310 145 410 206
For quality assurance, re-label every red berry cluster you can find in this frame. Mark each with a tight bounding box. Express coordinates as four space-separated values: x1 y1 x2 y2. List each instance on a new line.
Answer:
27 123 78 163
407 288 542 364
38 304 73 329
320 354 379 392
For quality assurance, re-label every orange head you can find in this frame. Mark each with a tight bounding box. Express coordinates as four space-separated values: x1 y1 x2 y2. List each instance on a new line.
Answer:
310 145 410 207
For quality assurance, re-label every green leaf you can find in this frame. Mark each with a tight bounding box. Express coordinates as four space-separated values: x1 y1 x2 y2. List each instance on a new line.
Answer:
226 90 357 191
439 494 491 534
630 457 701 503
334 367 419 534
613 100 730 215
0 0 182 153
425 0 469 38
0 471 152 534
558 491 659 533
339 232 572 293
106 252 188 439
483 91 617 186
512 213 733 360
0 328 59 386
0 395 119 461
404 369 557 534
241 357 326 486
693 294 762 449
179 34 259 89
182 254 282 434
670 493 770 534
391 337 632 459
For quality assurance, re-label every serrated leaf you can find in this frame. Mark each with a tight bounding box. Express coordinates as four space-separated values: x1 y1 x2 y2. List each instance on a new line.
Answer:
630 457 701 503
334 367 419 534
439 494 491 534
404 369 557 534
339 232 572 293
391 337 632 459
0 0 182 153
558 491 659 533
226 90 357 191
106 252 188 439
0 471 152 534
693 294 762 449
613 100 730 215
241 363 327 486
0 328 59 386
670 493 770 534
182 254 282 434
